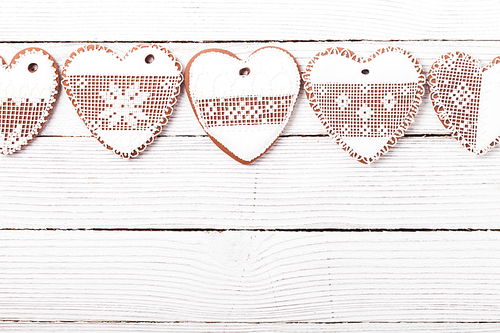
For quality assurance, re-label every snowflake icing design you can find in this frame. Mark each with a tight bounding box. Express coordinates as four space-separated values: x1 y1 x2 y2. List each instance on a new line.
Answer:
335 93 350 111
99 82 151 128
357 103 374 121
361 83 371 94
383 93 397 111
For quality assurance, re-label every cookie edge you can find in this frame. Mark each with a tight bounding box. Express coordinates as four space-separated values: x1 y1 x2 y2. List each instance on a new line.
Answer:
303 46 425 164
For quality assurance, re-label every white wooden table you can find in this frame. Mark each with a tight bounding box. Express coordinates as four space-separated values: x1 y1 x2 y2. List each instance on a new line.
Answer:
1 1 500 331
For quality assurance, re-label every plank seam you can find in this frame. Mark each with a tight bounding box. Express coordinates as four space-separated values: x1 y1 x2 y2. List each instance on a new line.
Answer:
2 39 500 44
0 228 498 232
2 320 500 324
36 134 452 138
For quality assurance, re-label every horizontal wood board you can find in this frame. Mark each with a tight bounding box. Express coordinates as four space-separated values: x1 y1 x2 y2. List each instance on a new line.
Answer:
1 231 500 323
2 322 500 332
0 0 499 41
1 136 499 228
1 0 500 331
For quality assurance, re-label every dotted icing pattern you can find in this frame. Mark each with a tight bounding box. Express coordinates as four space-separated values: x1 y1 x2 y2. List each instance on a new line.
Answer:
62 44 183 158
0 48 59 155
303 46 426 164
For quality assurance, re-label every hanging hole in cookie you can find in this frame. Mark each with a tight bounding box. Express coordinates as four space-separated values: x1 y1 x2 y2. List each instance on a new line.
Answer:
28 63 38 73
361 69 369 75
239 67 250 77
145 54 155 64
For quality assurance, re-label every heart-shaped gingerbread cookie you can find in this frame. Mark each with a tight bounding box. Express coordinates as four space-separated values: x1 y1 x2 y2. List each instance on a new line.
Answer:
303 47 425 164
62 44 183 158
428 52 500 155
185 47 301 164
0 48 59 155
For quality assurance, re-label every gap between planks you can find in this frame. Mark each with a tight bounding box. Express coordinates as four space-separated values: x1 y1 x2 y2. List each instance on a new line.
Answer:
0 228 497 232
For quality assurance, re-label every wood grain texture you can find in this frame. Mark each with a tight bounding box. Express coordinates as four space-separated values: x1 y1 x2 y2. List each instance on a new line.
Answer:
0 41 496 137
1 0 499 330
0 0 499 41
0 136 499 228
2 322 500 332
1 230 500 322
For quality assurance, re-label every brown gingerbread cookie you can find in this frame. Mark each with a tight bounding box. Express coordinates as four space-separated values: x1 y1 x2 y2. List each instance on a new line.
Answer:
303 46 425 164
0 48 59 155
62 44 183 158
428 52 500 155
185 46 301 164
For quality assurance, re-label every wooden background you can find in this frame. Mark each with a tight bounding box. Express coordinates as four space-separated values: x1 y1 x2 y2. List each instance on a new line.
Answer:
1 0 500 331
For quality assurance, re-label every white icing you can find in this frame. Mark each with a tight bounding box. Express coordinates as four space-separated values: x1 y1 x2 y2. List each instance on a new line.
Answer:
0 49 58 155
0 50 56 103
476 63 500 152
94 129 153 154
208 124 283 162
65 46 181 76
341 136 390 158
189 48 301 99
310 52 419 84
98 81 151 129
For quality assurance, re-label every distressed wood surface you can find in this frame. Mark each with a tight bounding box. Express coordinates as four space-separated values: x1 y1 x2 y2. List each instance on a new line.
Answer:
2 322 500 332
0 0 499 41
1 136 499 228
1 231 500 323
1 0 500 331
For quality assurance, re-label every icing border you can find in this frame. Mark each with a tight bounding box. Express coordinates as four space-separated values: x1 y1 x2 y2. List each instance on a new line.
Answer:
0 47 59 155
303 46 425 164
428 51 500 155
61 43 183 159
185 46 302 165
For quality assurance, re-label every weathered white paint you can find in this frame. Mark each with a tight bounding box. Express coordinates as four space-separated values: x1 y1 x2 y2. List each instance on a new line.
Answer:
0 0 498 41
1 322 500 332
0 0 498 331
1 231 500 323
0 136 499 228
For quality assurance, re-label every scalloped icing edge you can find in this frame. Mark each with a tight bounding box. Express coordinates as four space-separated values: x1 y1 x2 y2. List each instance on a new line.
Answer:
428 51 500 155
61 43 183 159
0 47 59 155
303 46 425 164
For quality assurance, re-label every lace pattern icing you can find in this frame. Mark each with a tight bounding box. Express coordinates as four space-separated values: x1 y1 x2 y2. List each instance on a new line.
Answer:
0 48 59 155
196 95 295 128
303 46 425 164
62 44 183 158
67 75 181 131
186 47 301 164
428 52 500 155
312 82 417 138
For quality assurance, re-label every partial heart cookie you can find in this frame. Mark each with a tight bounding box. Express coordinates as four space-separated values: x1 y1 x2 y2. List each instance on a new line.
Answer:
303 47 425 164
428 52 500 155
62 44 183 158
0 48 59 155
185 47 301 164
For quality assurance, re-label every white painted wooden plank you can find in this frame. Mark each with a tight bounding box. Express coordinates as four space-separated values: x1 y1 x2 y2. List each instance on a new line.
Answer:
1 41 499 137
1 322 500 332
0 0 499 41
1 231 500 322
0 136 499 228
